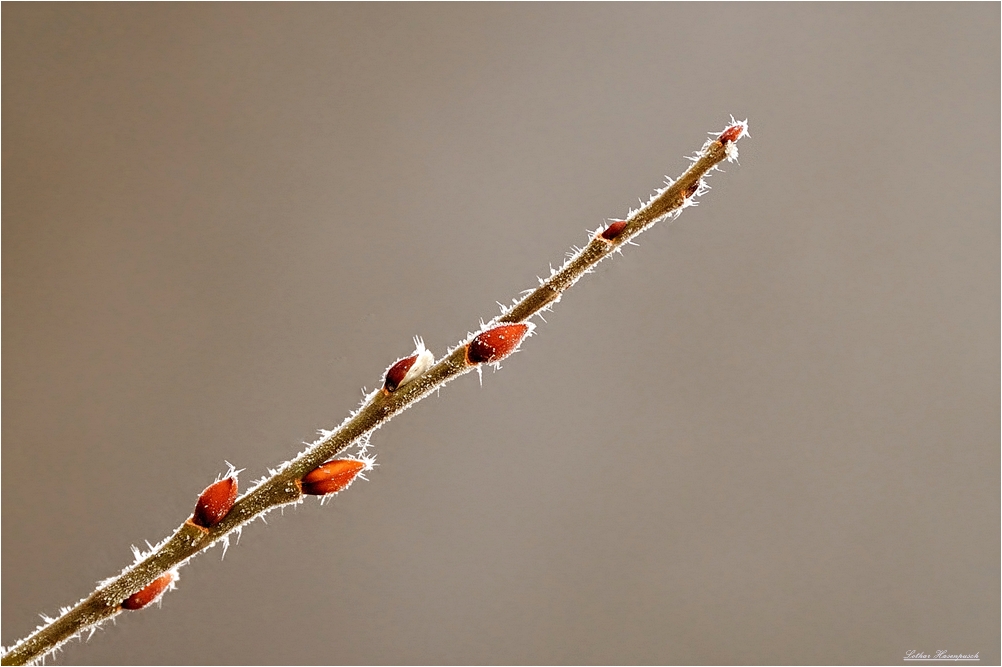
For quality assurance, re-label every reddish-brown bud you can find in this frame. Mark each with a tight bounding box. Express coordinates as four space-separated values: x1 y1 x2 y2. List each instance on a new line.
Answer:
600 220 628 241
466 323 531 365
384 355 416 393
683 181 700 199
121 572 176 610
382 344 434 394
718 123 746 144
192 477 238 529
300 459 366 496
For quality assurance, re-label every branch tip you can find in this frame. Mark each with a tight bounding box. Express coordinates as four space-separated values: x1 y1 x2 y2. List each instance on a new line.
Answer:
718 117 749 144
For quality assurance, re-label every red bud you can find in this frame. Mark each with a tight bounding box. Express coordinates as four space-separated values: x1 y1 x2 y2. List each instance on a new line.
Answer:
683 181 700 199
382 345 434 394
600 220 628 241
192 477 237 529
719 123 746 144
121 572 176 610
384 355 417 393
466 324 530 365
300 459 365 496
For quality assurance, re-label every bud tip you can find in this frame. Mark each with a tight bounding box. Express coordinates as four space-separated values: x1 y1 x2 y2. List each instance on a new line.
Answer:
718 118 749 145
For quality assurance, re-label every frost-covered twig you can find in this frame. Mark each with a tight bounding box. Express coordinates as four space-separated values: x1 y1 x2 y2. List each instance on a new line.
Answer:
1 119 749 666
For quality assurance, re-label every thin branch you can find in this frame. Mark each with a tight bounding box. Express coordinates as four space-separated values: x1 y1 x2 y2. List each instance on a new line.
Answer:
1 119 749 666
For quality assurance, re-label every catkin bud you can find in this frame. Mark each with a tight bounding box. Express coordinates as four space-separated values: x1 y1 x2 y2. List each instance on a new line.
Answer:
718 121 747 144
192 477 238 529
384 356 416 392
466 323 531 365
121 572 176 611
600 220 628 241
383 347 434 394
300 459 365 496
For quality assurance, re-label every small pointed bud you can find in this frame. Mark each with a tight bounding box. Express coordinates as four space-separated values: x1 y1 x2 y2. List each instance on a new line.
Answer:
300 459 365 496
192 477 238 529
121 572 176 611
383 347 434 394
600 220 628 241
718 120 748 144
683 181 700 199
466 323 531 365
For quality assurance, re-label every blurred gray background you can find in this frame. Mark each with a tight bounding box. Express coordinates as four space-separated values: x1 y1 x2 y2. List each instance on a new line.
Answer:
3 4 998 665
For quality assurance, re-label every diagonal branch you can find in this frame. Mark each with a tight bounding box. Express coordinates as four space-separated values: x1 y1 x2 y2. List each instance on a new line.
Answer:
1 118 748 666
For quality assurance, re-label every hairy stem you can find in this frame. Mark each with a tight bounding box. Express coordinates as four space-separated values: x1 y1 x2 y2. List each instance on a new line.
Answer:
1 120 747 666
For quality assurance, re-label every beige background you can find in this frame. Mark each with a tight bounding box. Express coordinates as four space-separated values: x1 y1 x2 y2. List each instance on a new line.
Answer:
3 4 999 665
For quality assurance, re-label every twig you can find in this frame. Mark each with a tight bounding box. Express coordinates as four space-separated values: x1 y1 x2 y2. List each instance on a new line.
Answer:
1 118 748 666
